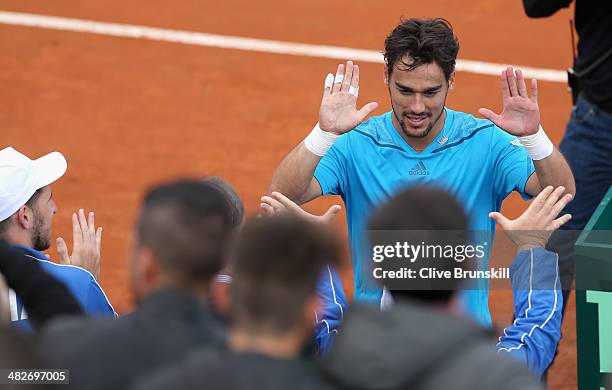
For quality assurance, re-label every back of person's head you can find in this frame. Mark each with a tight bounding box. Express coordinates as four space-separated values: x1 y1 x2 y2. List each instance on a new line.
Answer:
367 186 469 305
131 179 234 301
384 18 459 80
231 215 341 335
200 177 244 316
201 176 244 230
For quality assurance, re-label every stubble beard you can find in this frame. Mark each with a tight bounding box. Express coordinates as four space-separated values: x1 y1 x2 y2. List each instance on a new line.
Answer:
31 209 51 252
391 106 446 141
389 87 449 141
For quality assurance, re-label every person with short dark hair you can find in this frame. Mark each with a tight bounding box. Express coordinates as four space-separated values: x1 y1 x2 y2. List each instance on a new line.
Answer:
202 176 245 230
212 182 349 355
320 186 571 388
367 184 470 305
39 179 235 390
130 215 341 390
269 17 575 328
204 176 245 317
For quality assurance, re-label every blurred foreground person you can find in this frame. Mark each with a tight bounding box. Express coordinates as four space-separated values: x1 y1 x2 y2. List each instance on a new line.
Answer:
39 180 234 390
0 268 40 390
0 255 38 388
0 241 83 330
132 215 341 390
203 176 245 318
0 329 43 390
321 186 571 389
0 147 114 330
0 242 85 390
212 180 349 354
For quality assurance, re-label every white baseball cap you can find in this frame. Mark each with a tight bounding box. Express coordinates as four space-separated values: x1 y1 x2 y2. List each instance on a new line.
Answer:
0 147 67 222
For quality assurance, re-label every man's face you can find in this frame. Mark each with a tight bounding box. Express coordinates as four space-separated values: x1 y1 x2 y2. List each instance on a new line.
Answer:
386 58 453 139
29 186 57 251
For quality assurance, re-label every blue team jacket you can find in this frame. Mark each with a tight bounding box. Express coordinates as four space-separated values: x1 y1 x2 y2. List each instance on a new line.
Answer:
497 247 563 377
8 245 116 332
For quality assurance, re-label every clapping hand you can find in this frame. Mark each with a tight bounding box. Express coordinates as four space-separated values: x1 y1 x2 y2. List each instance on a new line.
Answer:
57 209 102 280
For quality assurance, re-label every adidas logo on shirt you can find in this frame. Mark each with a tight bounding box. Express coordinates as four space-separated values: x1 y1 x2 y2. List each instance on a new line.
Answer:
409 161 429 176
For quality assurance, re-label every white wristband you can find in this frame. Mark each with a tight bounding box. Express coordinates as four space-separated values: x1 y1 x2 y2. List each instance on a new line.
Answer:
518 126 554 161
304 123 340 156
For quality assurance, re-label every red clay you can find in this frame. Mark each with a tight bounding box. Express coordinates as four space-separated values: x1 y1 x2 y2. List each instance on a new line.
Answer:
0 1 576 388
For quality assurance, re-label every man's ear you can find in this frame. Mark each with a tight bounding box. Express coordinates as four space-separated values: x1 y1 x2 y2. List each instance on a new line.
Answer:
448 71 456 90
131 245 160 299
303 293 320 326
15 206 33 230
140 247 160 286
210 279 231 319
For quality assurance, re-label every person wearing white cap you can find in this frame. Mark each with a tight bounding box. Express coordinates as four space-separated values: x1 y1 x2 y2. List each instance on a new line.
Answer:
0 147 115 331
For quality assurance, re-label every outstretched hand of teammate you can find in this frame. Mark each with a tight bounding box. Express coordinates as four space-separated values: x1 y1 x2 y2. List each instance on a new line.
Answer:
56 209 102 280
261 191 341 225
319 60 378 134
478 66 541 136
489 186 573 252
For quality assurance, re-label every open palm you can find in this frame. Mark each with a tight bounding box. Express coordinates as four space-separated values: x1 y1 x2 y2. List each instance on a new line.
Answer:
261 191 341 225
489 186 573 251
319 61 378 134
479 67 541 136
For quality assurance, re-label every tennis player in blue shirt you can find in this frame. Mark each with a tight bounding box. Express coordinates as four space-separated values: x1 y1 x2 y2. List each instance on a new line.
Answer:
269 18 574 327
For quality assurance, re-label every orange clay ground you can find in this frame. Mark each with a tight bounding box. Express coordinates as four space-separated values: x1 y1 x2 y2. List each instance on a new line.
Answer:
0 1 576 388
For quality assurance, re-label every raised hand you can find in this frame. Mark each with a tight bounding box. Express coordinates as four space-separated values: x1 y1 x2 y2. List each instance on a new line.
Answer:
57 209 102 280
489 186 573 252
319 60 378 134
261 191 341 225
478 67 541 136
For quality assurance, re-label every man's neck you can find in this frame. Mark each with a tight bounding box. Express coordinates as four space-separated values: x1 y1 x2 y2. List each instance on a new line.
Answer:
228 327 304 359
3 229 32 250
148 278 211 303
392 108 446 152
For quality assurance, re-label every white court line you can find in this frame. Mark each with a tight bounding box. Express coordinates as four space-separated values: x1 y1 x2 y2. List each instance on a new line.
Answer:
0 11 567 83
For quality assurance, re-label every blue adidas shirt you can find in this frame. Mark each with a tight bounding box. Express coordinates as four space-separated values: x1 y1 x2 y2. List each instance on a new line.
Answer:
314 109 535 326
9 245 116 332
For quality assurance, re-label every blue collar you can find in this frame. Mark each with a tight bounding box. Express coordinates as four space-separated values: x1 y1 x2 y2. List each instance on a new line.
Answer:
13 245 47 261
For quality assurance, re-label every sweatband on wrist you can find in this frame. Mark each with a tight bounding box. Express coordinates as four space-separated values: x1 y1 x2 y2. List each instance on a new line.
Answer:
304 123 340 157
519 125 554 160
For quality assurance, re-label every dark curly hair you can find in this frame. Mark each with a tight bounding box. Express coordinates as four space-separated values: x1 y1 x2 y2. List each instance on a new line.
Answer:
384 18 460 81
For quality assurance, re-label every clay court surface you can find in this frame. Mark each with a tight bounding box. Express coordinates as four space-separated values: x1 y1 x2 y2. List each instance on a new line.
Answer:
1 0 577 388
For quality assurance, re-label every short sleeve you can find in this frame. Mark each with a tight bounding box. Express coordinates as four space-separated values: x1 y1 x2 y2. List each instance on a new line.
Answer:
491 128 536 201
313 135 349 196
85 278 117 318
